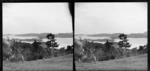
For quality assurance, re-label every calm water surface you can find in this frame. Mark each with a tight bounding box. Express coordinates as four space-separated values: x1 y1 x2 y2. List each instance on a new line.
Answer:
3 35 73 49
75 35 147 49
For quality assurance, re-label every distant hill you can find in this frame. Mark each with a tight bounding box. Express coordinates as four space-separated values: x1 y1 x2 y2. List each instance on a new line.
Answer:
14 33 73 38
3 34 14 36
129 32 147 38
15 33 40 36
87 32 147 39
55 33 73 38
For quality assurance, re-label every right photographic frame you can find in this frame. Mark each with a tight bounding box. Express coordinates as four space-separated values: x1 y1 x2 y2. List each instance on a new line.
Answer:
74 2 147 71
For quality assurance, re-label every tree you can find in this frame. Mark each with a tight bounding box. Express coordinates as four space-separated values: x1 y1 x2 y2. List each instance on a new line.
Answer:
138 45 147 54
66 45 73 54
59 47 65 56
118 33 131 58
104 40 113 52
132 47 138 56
138 46 144 51
46 33 59 57
32 40 39 52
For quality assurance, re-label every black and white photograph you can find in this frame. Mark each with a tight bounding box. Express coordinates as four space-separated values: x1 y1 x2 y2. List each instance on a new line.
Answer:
75 2 147 71
3 3 73 71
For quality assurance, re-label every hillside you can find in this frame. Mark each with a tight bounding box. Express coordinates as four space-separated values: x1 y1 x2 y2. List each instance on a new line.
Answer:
76 54 147 71
8 32 73 38
87 32 147 38
3 54 73 71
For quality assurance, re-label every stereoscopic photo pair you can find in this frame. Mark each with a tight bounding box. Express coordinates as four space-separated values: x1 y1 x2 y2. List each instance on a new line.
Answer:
2 2 147 71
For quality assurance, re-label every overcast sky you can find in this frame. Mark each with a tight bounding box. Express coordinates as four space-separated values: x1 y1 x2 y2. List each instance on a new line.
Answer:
3 3 72 34
75 2 147 34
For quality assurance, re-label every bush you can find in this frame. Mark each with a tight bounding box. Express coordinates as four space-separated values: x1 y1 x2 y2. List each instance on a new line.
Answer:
3 40 12 61
82 57 93 63
74 41 84 61
65 45 73 54
138 45 147 54
3 38 73 62
74 39 129 62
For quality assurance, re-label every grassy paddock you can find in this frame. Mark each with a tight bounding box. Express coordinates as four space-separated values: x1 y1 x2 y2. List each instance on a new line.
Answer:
76 54 147 71
3 54 73 71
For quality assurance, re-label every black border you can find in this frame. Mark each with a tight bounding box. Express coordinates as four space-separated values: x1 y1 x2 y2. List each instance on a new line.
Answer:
148 1 149 71
0 2 2 71
1 0 149 71
1 0 148 2
74 0 148 2
69 2 76 71
2 0 72 2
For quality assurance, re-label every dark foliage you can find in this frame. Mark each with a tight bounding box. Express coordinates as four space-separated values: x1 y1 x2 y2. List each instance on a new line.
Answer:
137 45 147 54
65 45 73 54
3 35 72 62
74 38 147 62
46 33 59 57
118 33 131 48
74 40 122 62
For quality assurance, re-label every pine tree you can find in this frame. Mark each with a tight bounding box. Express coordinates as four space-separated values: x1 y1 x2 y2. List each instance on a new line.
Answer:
45 33 59 57
118 33 131 58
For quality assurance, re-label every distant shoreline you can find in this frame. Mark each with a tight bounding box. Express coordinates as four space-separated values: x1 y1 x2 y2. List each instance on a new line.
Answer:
76 32 147 39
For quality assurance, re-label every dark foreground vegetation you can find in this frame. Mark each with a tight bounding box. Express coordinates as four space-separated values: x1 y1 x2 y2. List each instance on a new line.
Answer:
3 33 73 62
75 34 147 62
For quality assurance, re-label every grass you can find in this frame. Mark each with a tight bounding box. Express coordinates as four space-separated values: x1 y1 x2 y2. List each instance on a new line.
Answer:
75 54 147 71
3 54 147 71
3 54 73 71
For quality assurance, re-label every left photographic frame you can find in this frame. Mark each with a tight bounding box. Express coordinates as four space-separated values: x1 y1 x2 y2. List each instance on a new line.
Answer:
2 2 73 71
